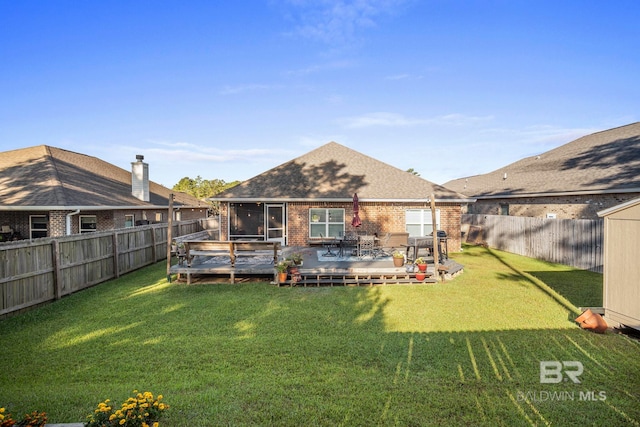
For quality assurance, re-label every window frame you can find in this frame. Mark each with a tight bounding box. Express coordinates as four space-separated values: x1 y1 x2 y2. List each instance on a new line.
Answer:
29 215 48 239
309 208 345 238
405 209 440 237
79 215 97 233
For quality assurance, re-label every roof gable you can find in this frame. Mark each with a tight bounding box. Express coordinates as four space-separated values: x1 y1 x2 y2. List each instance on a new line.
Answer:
0 145 203 208
444 122 640 197
214 142 469 201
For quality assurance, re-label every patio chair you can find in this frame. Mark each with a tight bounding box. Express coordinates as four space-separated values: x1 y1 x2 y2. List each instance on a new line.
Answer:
357 235 376 258
339 231 358 257
373 232 392 257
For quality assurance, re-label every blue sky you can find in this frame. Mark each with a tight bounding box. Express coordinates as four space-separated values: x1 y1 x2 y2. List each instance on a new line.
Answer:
2 0 639 188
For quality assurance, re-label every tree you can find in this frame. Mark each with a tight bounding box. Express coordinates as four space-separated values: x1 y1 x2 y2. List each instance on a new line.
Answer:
406 168 420 176
173 176 240 200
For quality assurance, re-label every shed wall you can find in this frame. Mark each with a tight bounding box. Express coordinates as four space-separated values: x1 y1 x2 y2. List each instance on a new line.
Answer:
603 203 640 330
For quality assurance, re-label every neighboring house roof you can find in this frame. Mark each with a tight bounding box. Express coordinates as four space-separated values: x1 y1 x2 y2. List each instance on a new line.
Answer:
597 195 640 217
0 145 204 210
211 141 472 202
443 122 640 199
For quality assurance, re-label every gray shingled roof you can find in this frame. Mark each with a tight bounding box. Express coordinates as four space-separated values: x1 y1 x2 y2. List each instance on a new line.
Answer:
0 145 204 208
212 141 471 202
444 122 640 197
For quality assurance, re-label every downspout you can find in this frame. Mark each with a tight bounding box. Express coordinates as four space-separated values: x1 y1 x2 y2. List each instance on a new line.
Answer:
66 209 80 236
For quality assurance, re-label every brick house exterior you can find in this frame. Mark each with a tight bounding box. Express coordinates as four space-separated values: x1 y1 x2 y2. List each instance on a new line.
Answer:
444 122 640 219
213 142 471 251
0 146 207 240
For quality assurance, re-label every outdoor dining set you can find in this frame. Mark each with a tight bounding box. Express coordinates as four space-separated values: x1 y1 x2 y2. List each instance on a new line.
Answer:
319 231 449 261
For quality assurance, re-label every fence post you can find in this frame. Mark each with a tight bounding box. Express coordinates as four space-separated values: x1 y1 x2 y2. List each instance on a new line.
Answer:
112 232 120 278
52 239 63 300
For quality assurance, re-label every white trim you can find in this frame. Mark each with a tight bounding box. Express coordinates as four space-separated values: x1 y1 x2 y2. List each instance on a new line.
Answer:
0 205 203 211
472 188 640 200
211 197 475 203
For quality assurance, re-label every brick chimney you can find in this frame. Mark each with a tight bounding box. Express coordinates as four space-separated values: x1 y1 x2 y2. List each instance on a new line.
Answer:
131 154 150 202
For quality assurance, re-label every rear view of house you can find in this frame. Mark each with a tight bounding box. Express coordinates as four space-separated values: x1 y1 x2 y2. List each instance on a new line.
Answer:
211 142 474 251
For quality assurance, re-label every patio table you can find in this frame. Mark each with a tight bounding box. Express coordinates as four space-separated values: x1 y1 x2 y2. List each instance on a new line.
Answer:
320 237 338 256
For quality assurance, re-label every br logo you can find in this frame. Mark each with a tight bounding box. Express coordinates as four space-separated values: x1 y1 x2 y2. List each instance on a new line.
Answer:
540 361 583 384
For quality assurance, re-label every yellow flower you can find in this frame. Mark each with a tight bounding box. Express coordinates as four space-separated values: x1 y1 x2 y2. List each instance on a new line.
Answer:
153 423 159 427
119 419 126 425
157 394 163 400
109 414 116 421
158 403 165 410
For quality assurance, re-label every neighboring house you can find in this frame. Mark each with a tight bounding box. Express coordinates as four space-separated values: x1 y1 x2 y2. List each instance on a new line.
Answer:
0 145 208 240
210 142 474 251
444 122 640 219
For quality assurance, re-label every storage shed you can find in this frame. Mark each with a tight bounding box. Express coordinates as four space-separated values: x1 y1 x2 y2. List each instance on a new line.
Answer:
598 197 640 331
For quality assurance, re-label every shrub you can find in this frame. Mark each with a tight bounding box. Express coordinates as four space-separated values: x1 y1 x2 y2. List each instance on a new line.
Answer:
0 408 47 427
85 391 168 427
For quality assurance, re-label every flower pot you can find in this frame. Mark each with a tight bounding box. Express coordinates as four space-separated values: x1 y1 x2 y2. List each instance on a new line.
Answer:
416 263 427 272
575 309 608 334
277 272 288 283
415 272 426 281
393 257 404 267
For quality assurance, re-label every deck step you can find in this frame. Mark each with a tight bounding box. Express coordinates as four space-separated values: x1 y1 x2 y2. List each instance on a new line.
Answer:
281 272 437 286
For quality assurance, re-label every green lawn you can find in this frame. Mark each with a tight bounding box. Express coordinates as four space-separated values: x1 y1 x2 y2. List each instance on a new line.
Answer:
1 245 639 426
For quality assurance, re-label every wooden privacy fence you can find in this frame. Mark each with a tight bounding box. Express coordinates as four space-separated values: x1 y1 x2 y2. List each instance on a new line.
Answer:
0 219 214 316
462 214 603 273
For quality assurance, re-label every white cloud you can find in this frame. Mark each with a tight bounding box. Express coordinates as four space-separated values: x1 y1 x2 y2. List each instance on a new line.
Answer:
283 0 410 44
219 84 279 95
385 73 411 80
284 60 354 76
340 112 494 129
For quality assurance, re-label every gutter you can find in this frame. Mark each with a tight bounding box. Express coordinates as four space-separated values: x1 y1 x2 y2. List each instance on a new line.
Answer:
66 209 81 236
0 204 203 211
467 187 640 200
208 197 476 204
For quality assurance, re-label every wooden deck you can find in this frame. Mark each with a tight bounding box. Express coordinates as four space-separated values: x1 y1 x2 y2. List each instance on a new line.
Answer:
170 246 463 286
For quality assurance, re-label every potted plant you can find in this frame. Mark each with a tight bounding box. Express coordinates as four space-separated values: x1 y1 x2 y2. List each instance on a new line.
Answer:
275 260 289 283
392 250 405 267
288 252 304 266
414 257 427 272
415 271 426 281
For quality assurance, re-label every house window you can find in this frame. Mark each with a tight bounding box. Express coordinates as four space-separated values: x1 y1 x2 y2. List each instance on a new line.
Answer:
175 210 182 221
155 212 163 222
229 203 265 240
405 209 440 237
30 215 48 239
500 204 509 216
124 215 135 228
309 208 344 238
80 215 97 233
